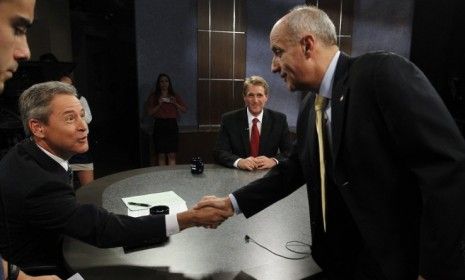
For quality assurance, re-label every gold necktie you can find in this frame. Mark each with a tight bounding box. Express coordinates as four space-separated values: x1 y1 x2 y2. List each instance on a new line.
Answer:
315 94 328 232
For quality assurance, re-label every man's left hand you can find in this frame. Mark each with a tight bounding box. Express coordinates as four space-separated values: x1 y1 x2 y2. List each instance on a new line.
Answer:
253 156 277 169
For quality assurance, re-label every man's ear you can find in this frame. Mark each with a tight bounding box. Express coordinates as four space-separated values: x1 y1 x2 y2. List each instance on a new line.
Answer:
29 119 45 138
301 34 315 58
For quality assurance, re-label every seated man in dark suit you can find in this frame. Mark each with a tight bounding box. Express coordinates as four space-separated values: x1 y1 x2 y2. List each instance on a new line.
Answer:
214 75 291 171
0 81 231 277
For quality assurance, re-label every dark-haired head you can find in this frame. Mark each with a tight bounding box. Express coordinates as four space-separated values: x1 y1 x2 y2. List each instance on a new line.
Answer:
153 73 175 96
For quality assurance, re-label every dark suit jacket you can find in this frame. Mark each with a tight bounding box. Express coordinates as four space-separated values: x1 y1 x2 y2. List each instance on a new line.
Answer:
233 52 465 279
214 108 291 167
0 138 166 269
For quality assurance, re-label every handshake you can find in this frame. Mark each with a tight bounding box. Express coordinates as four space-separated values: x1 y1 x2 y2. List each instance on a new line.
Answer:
177 196 234 230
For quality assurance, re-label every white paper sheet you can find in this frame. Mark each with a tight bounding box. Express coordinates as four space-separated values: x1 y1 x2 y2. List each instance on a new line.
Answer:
122 191 188 217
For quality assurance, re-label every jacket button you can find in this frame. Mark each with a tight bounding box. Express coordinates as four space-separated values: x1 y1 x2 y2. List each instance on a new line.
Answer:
342 181 349 187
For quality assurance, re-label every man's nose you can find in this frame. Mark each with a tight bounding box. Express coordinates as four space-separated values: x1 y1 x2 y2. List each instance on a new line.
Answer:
77 116 88 131
14 38 31 61
271 57 279 73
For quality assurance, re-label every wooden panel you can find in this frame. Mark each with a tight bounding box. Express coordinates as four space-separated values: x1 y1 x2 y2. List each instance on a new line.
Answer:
211 0 233 31
197 0 210 30
339 37 352 54
318 0 341 34
341 0 354 36
197 32 210 78
211 33 233 79
235 0 246 32
233 80 245 109
197 80 211 125
211 81 234 123
178 131 219 164
234 33 246 78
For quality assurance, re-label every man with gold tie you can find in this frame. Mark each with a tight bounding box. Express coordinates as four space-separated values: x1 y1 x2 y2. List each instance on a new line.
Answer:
196 5 465 280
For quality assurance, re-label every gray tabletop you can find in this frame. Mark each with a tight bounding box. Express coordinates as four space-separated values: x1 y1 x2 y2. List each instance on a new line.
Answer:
63 164 321 280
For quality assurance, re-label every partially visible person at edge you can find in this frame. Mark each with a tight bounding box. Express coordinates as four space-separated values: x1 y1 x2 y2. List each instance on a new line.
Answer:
0 0 59 280
145 73 187 166
0 0 60 279
60 74 94 186
195 4 465 280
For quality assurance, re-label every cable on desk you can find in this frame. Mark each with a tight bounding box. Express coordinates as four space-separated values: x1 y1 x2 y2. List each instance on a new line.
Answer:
244 235 311 260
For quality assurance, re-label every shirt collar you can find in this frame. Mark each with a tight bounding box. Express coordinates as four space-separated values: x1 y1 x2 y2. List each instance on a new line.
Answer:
319 50 341 100
36 143 69 171
247 107 264 124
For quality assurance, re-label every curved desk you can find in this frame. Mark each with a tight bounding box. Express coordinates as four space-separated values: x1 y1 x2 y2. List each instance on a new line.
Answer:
63 164 321 279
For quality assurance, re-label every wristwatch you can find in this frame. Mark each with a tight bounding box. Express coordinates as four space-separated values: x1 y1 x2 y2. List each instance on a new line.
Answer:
7 263 20 280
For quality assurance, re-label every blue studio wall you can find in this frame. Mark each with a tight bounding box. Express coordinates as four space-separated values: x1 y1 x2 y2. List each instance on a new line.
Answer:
136 0 197 131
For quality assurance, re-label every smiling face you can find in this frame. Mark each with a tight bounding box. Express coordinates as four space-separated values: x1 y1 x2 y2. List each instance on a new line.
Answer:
0 0 35 93
31 94 88 159
244 84 268 116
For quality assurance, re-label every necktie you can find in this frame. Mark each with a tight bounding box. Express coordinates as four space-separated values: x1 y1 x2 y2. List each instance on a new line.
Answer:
250 118 260 157
315 94 328 232
67 167 74 187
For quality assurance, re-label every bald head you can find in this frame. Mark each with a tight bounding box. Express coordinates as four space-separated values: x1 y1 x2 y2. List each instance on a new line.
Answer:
270 5 339 92
280 5 337 47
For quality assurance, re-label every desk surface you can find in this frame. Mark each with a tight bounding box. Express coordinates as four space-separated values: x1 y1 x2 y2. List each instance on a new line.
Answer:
63 164 321 280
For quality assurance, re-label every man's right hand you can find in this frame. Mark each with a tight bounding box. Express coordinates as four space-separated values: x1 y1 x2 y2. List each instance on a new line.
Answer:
177 200 233 230
194 196 234 215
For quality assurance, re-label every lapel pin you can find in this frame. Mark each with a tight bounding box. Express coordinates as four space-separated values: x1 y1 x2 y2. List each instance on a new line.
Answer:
339 95 344 102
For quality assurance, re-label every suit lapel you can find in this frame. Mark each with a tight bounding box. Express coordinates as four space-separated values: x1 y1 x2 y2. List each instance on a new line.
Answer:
299 93 317 170
331 53 350 164
259 109 271 154
240 109 250 155
22 138 68 180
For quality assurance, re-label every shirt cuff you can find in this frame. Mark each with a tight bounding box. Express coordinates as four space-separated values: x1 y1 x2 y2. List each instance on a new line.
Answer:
165 214 180 236
272 158 279 165
233 158 242 168
228 193 242 215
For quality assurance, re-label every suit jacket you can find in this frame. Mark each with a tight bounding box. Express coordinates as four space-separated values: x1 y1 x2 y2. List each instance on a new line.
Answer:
233 52 465 279
214 108 291 167
0 138 166 269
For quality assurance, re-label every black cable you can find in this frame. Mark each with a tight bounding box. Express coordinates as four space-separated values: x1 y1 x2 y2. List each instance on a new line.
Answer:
244 235 310 260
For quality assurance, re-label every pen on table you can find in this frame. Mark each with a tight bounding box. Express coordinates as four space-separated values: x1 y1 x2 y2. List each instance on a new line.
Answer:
128 202 151 207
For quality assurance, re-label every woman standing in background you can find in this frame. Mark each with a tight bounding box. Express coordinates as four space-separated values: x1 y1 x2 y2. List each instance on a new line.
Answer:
146 73 187 166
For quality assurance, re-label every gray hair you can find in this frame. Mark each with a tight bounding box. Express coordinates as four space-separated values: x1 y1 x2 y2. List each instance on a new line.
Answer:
243 75 270 96
19 81 78 134
286 5 337 46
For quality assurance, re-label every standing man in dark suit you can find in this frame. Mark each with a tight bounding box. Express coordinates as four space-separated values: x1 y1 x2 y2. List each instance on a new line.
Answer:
0 81 232 277
196 5 465 280
214 75 291 171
